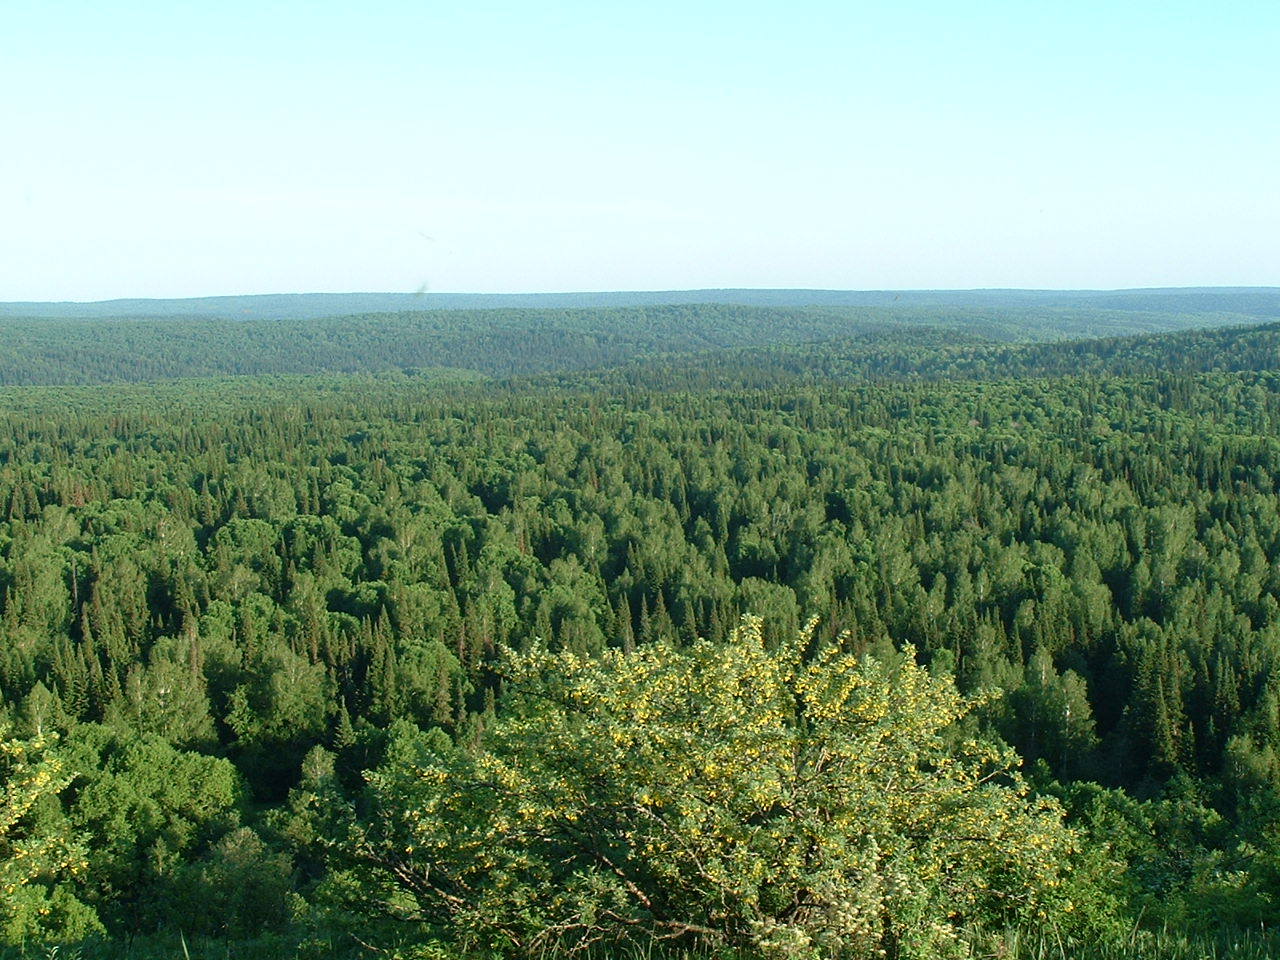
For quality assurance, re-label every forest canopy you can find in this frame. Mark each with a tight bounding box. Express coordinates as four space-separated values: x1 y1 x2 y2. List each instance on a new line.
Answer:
4 301 1280 957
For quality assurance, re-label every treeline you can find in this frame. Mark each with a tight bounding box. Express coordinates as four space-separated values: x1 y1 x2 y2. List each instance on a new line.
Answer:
558 318 1280 392
0 301 1262 386
4 285 1278 320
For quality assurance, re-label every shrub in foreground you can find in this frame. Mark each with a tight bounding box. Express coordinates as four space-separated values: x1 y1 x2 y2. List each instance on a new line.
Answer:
338 618 1078 958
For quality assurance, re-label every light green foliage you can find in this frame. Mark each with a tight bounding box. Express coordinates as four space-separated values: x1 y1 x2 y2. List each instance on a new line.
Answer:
106 639 217 749
349 617 1076 958
61 726 244 932
0 727 96 944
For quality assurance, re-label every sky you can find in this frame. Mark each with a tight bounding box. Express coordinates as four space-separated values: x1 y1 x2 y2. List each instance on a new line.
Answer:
1 1 1277 300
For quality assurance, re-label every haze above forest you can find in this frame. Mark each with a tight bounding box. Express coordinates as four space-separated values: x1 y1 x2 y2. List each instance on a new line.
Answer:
3 287 1280 320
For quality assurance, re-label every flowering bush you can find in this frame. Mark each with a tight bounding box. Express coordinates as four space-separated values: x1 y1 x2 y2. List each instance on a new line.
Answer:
346 617 1076 958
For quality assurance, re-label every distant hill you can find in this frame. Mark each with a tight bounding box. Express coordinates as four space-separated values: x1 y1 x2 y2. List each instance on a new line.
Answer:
1 287 1278 321
563 317 1280 393
0 301 1271 387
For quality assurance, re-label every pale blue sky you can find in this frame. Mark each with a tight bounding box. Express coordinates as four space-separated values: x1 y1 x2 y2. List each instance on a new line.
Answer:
2 1 1277 299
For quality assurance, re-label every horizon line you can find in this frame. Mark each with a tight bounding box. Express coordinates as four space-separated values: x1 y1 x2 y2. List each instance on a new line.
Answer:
6 284 1280 306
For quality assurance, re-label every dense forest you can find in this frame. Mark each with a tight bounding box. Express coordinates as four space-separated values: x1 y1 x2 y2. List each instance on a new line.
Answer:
0 297 1274 387
5 297 1280 958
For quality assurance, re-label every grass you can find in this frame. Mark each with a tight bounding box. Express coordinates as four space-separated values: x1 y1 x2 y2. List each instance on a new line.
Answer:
967 925 1280 959
5 925 1279 960
0 931 351 960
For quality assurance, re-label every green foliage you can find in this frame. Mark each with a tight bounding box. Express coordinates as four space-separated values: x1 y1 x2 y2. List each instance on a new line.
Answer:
60 726 246 933
168 827 295 937
344 618 1075 958
0 728 96 944
3 302 1280 953
0 296 1271 387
